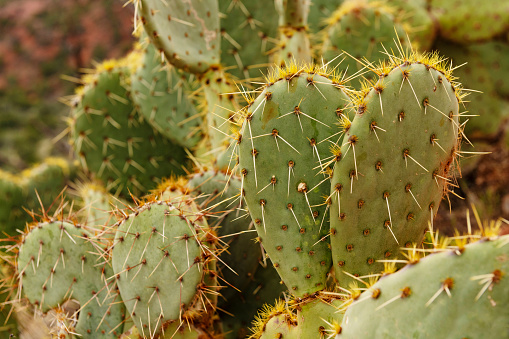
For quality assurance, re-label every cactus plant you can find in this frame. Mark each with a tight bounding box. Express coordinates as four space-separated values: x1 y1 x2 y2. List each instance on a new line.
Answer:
340 234 509 338
4 0 509 338
329 53 462 287
17 219 126 338
238 63 352 297
70 56 188 196
111 199 218 337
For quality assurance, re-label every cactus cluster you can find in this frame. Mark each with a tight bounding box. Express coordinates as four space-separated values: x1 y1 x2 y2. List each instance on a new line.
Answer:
1 0 509 338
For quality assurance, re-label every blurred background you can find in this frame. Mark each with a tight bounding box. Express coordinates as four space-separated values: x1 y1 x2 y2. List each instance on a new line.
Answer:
0 0 134 172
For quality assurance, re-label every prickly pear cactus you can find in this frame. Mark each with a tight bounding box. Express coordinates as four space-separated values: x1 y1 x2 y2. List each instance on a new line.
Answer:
188 171 261 297
238 64 352 297
17 220 125 338
0 256 18 338
112 200 216 337
320 1 408 84
137 0 221 74
70 57 188 196
220 259 286 339
430 0 509 43
330 53 462 287
218 1 279 80
0 171 24 235
255 301 299 339
131 37 202 149
274 0 313 65
434 40 508 139
372 0 436 51
340 235 509 338
0 157 74 235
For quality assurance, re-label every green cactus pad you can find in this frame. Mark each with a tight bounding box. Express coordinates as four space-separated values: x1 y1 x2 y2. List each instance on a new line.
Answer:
434 40 508 138
330 56 461 287
295 298 344 338
131 39 202 149
430 0 509 43
219 1 279 80
372 0 436 51
340 235 509 338
138 0 220 74
200 68 241 170
274 0 312 67
275 0 310 27
70 58 187 197
320 1 408 85
17 220 125 338
469 41 509 99
275 29 312 66
112 201 214 336
0 171 24 235
188 170 261 301
238 66 351 297
0 157 74 235
121 321 212 338
307 0 344 33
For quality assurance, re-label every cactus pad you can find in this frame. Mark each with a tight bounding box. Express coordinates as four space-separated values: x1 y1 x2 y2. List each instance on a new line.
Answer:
131 39 202 149
330 55 461 287
239 65 352 297
17 220 125 338
340 235 509 337
138 0 220 74
70 57 187 197
112 201 215 336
